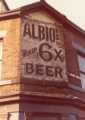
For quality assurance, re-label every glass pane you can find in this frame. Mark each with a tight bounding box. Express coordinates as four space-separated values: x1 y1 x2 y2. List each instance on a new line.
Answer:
62 114 77 120
72 42 85 54
80 73 85 89
77 55 85 73
0 41 2 80
68 114 77 120
31 117 58 120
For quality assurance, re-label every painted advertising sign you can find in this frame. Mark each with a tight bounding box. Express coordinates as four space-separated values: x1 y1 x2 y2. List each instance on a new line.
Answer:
21 17 67 81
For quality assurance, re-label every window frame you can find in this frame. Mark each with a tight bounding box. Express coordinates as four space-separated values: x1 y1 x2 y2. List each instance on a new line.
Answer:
72 41 85 88
77 51 85 89
0 38 3 80
24 112 78 120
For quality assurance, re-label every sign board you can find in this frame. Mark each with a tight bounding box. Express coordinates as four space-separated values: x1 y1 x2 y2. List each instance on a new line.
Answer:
21 17 67 81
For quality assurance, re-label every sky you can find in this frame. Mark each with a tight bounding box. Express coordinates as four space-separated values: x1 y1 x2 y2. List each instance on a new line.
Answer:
6 0 85 30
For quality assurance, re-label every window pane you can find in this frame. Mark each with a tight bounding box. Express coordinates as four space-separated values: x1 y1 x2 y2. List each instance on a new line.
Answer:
0 41 2 80
68 114 77 120
31 117 57 120
62 115 77 120
80 73 85 89
78 55 85 73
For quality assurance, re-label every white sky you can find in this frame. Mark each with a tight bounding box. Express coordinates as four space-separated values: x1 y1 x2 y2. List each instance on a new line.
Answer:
6 0 85 30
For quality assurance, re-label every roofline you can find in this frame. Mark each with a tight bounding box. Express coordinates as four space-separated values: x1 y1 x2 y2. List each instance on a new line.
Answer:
3 0 10 10
41 1 85 36
20 0 85 37
0 9 20 20
0 0 84 37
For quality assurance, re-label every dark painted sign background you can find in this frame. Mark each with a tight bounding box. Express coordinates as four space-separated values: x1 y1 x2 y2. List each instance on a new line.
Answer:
21 17 67 81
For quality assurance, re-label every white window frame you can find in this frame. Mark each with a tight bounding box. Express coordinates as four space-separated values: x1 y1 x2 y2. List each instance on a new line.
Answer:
0 39 3 80
0 30 6 80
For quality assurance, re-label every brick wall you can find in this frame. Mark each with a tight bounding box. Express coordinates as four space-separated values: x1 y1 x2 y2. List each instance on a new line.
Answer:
0 18 21 81
0 18 21 96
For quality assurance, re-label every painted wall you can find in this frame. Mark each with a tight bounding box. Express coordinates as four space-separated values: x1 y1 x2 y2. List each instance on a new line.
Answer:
21 10 68 82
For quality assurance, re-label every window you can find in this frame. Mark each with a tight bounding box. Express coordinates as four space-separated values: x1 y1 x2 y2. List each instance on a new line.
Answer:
68 114 78 120
77 54 85 89
25 113 61 120
62 114 77 120
25 112 78 120
0 30 6 80
0 39 3 80
72 41 85 88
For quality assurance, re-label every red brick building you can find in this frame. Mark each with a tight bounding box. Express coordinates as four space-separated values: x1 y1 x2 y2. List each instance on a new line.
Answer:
0 0 85 119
